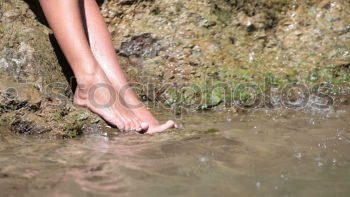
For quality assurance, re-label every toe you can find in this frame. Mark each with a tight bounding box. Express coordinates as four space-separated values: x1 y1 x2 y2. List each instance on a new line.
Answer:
126 119 139 132
140 122 149 131
132 119 142 132
105 116 124 131
133 118 148 133
129 119 138 132
115 120 125 131
124 121 132 131
146 120 175 134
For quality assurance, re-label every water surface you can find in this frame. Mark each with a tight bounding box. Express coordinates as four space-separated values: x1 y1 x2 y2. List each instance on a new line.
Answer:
1 107 350 197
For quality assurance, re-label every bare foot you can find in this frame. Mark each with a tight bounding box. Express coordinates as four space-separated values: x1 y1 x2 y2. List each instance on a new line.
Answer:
111 85 177 134
129 104 177 134
145 120 177 134
73 68 148 132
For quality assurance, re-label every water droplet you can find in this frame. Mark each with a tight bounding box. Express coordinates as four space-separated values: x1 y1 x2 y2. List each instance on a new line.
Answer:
295 152 302 160
256 182 261 189
199 156 209 163
309 119 315 125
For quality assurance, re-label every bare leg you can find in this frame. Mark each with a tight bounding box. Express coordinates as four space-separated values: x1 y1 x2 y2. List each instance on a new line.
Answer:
39 0 148 132
81 0 176 133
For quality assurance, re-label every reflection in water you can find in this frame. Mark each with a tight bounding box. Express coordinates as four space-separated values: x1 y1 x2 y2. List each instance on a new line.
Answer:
0 107 350 197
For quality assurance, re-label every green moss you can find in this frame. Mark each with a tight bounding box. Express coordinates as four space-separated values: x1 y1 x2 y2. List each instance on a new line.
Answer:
52 111 64 121
171 59 350 110
63 121 83 138
210 1 235 25
0 116 10 124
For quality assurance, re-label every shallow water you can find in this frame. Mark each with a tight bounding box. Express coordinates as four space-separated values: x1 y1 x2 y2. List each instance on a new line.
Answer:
1 107 350 197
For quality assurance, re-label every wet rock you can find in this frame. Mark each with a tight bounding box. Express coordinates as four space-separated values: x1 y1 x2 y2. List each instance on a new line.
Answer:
10 114 51 135
0 0 98 138
118 33 162 58
101 0 350 108
246 22 256 32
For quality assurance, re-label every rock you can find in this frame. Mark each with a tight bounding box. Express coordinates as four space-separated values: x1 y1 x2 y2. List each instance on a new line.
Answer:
10 113 51 135
118 33 162 59
101 0 350 108
0 0 100 138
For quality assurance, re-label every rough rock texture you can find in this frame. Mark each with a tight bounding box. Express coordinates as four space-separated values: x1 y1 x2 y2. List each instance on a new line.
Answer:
0 0 100 138
102 0 350 108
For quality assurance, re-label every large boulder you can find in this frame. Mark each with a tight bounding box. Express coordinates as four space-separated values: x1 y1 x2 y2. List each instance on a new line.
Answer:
0 0 100 138
102 0 350 109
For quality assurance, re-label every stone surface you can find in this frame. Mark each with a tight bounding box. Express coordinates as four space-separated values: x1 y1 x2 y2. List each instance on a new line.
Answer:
102 0 350 108
0 0 99 138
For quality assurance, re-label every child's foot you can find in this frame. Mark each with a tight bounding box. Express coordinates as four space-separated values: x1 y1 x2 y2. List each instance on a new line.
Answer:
73 68 148 132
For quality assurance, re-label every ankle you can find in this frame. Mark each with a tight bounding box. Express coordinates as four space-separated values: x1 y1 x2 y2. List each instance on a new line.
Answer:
73 61 100 82
75 68 102 87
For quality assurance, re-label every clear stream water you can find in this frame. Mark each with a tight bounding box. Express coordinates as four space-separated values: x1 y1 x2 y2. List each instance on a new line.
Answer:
0 106 350 197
